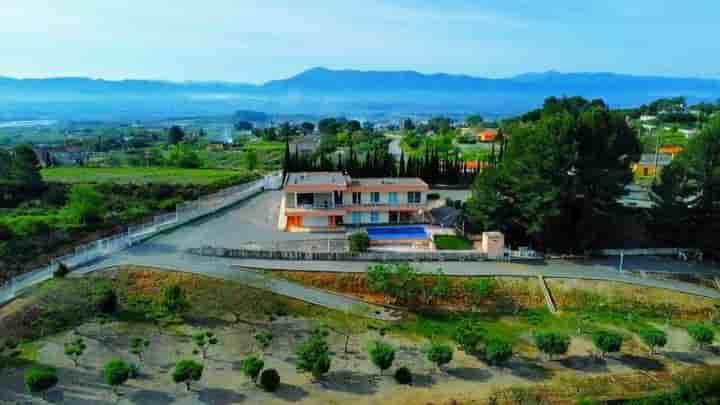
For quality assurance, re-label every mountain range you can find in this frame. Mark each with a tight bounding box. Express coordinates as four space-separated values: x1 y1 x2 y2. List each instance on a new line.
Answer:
0 68 718 121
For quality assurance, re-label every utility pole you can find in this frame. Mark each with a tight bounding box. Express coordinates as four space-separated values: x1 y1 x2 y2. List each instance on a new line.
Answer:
619 250 624 272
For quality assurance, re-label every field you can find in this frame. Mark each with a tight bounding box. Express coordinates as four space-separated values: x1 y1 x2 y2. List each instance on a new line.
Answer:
41 167 251 185
2 267 720 404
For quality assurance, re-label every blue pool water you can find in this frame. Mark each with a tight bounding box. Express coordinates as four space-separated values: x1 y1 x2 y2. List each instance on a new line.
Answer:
366 226 429 240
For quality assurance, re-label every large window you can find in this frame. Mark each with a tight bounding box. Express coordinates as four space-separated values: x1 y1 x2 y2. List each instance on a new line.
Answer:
371 192 380 203
352 192 361 205
408 191 421 204
370 212 380 223
352 212 362 224
388 192 398 204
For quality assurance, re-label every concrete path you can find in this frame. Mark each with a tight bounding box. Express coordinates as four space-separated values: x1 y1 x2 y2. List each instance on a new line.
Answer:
229 259 720 299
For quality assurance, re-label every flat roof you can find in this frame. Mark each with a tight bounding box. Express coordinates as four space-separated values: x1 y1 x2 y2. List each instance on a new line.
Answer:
285 172 350 188
351 177 429 188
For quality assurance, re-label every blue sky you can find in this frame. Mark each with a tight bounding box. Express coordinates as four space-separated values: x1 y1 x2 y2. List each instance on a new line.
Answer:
0 0 717 83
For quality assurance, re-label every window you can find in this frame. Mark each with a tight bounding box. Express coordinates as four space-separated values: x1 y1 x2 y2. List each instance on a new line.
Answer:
388 192 398 204
643 167 649 176
352 212 362 224
408 191 421 204
371 192 380 203
370 212 380 223
352 192 361 205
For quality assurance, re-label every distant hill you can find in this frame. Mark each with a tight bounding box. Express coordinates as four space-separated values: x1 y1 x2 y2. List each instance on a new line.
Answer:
0 68 718 121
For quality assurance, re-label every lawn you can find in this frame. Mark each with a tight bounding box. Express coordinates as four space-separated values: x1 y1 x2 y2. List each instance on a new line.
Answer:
434 234 474 250
42 167 252 185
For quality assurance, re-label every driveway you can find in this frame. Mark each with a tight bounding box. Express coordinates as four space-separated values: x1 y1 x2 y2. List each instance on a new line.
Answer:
72 190 720 311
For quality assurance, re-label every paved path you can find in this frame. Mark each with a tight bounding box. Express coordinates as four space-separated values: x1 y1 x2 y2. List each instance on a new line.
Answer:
229 259 720 299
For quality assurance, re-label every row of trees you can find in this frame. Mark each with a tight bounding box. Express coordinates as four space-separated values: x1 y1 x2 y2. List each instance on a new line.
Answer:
283 139 479 186
466 97 642 253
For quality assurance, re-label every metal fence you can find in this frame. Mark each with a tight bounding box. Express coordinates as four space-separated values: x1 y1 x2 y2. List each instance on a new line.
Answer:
0 172 283 306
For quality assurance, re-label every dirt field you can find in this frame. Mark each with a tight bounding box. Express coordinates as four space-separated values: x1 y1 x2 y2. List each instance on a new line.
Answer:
2 267 720 404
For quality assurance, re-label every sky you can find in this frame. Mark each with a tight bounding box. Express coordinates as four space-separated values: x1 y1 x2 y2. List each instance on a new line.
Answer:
0 0 718 83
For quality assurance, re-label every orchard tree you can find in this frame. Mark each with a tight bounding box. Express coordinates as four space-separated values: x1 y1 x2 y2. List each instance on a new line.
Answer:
425 342 453 372
130 337 150 362
368 341 395 375
242 356 264 382
64 337 86 367
103 359 130 397
295 327 332 380
639 328 668 355
485 339 513 366
25 366 58 400
534 332 570 360
193 331 219 359
687 323 715 350
592 331 624 358
172 359 204 391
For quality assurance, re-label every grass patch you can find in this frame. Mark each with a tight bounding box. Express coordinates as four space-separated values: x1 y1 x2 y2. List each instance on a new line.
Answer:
433 235 473 250
42 167 250 185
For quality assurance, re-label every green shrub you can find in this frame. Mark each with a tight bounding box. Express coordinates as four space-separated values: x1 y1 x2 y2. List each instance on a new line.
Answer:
53 262 70 278
103 359 130 393
534 332 570 359
639 328 668 354
368 341 395 375
349 232 370 252
255 330 273 351
242 356 264 380
63 184 105 225
425 342 453 370
592 331 624 357
485 339 513 365
453 320 486 353
95 286 118 314
161 284 189 314
24 366 58 396
259 369 280 392
687 323 715 349
394 366 412 385
172 359 204 391
295 328 332 379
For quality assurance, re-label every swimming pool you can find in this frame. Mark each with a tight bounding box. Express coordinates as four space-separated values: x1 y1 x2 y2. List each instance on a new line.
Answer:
366 226 429 240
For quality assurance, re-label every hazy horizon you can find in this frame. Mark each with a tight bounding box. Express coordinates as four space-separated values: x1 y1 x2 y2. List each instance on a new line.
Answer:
1 0 718 83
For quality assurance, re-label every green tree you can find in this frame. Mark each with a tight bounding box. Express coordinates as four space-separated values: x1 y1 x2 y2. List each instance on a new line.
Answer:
259 369 280 392
295 327 332 380
193 331 219 359
425 342 453 372
592 331 624 357
161 284 189 314
130 337 150 362
64 337 86 367
368 341 395 375
422 269 451 306
687 323 715 350
242 356 264 381
534 332 570 360
485 339 513 366
104 359 130 397
167 125 186 145
453 320 486 354
12 144 45 191
639 328 668 354
25 366 58 399
63 184 104 225
365 263 422 306
462 278 496 309
466 115 484 127
246 148 258 171
255 330 273 353
172 359 204 391
349 232 370 252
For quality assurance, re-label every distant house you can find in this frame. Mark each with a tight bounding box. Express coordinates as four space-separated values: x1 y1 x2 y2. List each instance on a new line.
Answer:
289 136 320 156
477 129 498 142
658 145 684 158
633 153 673 177
32 146 90 167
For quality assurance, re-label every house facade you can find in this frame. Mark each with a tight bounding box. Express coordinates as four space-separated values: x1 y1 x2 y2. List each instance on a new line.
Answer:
282 172 429 230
